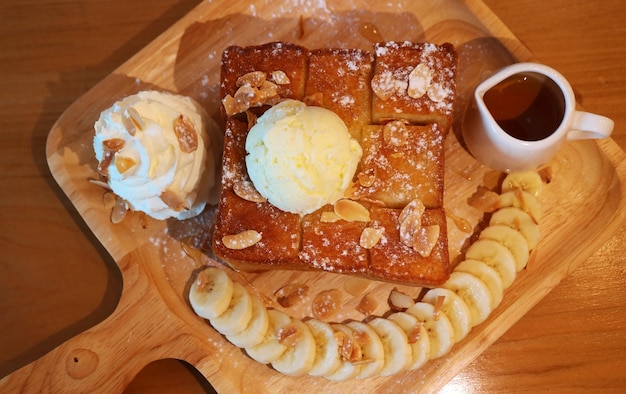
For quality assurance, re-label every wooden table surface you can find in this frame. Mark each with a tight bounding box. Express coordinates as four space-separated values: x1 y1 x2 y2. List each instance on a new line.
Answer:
1 0 625 392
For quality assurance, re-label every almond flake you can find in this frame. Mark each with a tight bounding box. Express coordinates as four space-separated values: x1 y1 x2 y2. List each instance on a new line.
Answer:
408 63 433 99
320 211 341 223
236 71 266 88
388 288 414 311
173 114 199 153
160 189 188 212
399 199 425 247
222 230 262 250
110 196 128 224
98 139 125 179
122 106 146 135
233 180 266 203
234 85 257 107
357 169 376 187
303 92 324 107
114 156 136 174
427 83 448 102
222 94 246 116
278 324 299 347
355 293 378 316
312 289 342 320
468 186 501 213
334 199 370 222
270 70 290 85
413 224 440 257
359 227 384 249
274 283 309 308
383 120 409 147
407 324 422 344
433 294 446 321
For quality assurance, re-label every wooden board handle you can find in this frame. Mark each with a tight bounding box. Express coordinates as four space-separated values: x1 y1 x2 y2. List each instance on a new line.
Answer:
0 252 210 393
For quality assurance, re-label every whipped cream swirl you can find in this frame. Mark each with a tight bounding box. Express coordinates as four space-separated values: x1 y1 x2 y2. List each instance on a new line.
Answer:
93 91 221 220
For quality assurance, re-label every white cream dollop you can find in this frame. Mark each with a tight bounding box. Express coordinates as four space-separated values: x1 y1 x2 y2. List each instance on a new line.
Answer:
245 99 362 215
93 91 221 220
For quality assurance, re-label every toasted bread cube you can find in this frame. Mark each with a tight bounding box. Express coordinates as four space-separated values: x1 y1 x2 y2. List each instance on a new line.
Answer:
368 206 450 287
371 42 456 129
306 48 374 140
221 42 308 101
300 205 369 274
213 189 304 271
352 123 445 209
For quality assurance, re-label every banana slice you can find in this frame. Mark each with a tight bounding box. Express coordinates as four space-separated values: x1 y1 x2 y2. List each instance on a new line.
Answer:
271 318 316 376
245 309 292 364
478 225 530 272
226 294 269 348
405 302 454 359
422 288 472 343
465 238 517 289
189 267 234 320
346 321 385 379
490 206 541 250
454 259 504 308
210 281 253 336
325 324 361 382
387 312 430 370
442 271 493 326
499 190 543 222
304 319 342 377
501 171 543 197
367 317 412 376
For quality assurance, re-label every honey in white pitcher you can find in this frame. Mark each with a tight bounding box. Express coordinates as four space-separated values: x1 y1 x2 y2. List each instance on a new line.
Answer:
483 72 566 141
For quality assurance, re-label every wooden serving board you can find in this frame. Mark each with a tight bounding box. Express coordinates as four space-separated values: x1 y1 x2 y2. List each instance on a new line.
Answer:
3 0 626 392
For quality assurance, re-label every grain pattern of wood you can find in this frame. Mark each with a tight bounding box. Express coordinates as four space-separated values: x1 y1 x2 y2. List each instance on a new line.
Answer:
1 0 625 393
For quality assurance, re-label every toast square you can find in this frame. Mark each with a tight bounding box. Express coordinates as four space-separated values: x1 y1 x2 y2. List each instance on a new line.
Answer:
368 206 450 287
371 42 456 129
306 48 374 140
351 123 445 209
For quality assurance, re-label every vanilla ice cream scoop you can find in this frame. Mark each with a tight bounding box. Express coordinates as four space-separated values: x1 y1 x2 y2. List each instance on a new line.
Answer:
94 91 222 220
245 99 362 215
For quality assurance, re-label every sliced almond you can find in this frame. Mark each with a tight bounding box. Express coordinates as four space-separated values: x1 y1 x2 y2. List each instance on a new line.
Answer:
233 180 266 203
160 189 188 212
355 292 378 316
110 196 128 224
122 106 146 135
222 94 246 116
388 287 414 311
236 70 266 88
320 211 341 223
334 199 370 222
468 186 501 213
383 119 409 147
274 283 309 308
221 230 262 250
408 63 433 99
303 92 324 107
412 224 440 257
357 169 376 187
433 294 446 321
399 199 425 247
359 227 384 249
427 83 448 102
371 72 402 101
277 323 299 347
173 114 199 153
114 156 136 174
103 138 125 151
311 289 342 320
258 80 279 101
234 85 258 107
407 323 423 344
270 70 290 85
